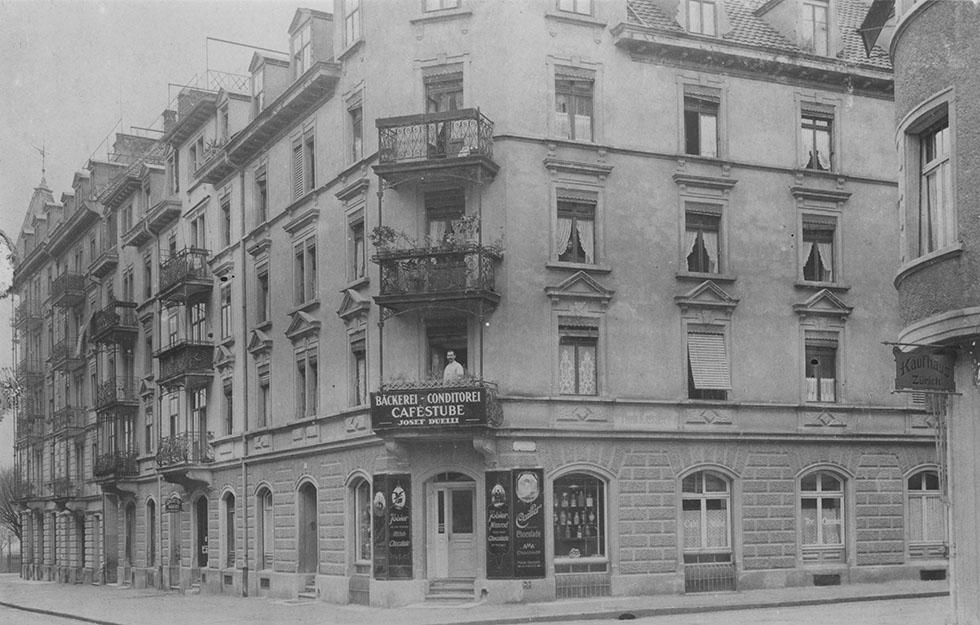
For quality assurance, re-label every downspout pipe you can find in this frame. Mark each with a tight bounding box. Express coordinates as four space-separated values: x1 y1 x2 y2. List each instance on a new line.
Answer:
238 167 249 597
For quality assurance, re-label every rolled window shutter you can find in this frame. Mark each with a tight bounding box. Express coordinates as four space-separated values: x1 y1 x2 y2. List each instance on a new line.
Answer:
687 332 731 390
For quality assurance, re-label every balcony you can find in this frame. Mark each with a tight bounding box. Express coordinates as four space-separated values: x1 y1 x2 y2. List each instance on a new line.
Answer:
89 245 119 278
15 357 44 385
51 273 87 308
50 337 83 372
15 413 45 444
95 376 139 410
90 301 138 346
13 299 43 329
48 477 77 501
155 340 214 390
93 449 139 479
374 108 498 185
155 433 213 490
373 243 503 317
158 248 211 304
121 199 182 248
51 406 86 437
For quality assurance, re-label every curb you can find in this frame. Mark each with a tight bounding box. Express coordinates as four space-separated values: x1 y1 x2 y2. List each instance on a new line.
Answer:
0 599 126 625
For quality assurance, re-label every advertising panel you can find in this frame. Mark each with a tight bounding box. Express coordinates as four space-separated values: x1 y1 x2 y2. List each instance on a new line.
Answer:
512 468 546 578
371 388 487 431
485 470 514 579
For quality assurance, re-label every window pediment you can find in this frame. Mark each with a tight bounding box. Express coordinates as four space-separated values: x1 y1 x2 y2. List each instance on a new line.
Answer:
545 270 614 308
791 184 851 210
337 288 370 324
544 157 613 181
213 343 235 372
285 309 321 341
283 207 319 235
247 327 273 357
335 177 370 203
674 280 738 313
246 236 272 260
673 172 737 195
793 288 852 320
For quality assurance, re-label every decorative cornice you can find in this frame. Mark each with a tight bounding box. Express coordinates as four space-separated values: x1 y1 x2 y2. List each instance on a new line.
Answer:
285 310 321 342
283 207 319 236
793 288 853 319
543 157 613 180
545 270 615 307
335 177 370 203
337 288 371 323
673 172 738 193
790 185 852 207
674 280 739 312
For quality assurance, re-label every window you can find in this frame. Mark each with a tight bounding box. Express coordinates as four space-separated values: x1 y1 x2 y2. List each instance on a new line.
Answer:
296 347 318 418
144 327 153 372
555 73 594 141
351 336 366 407
222 382 233 436
801 0 829 55
800 470 845 561
558 324 597 395
144 405 154 453
220 194 231 248
805 340 837 403
256 267 270 324
349 105 363 163
190 388 207 442
349 220 366 282
802 217 835 282
918 118 952 255
220 284 232 340
254 167 268 225
425 73 463 114
684 91 719 157
907 470 945 557
293 238 317 305
168 394 179 436
553 473 605 560
344 0 361 47
189 135 205 174
166 308 179 347
681 471 731 561
352 479 371 565
685 206 721 274
292 129 316 199
147 500 157 567
425 0 459 11
291 22 312 78
258 377 270 428
687 0 716 35
168 150 180 194
143 254 153 300
252 69 265 116
427 318 467 379
122 267 135 301
687 330 730 400
426 189 465 244
189 301 208 342
556 199 596 264
257 488 273 569
223 493 236 568
190 214 206 249
557 0 592 15
801 111 833 170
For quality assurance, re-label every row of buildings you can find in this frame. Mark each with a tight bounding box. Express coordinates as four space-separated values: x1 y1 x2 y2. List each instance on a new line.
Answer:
10 0 958 611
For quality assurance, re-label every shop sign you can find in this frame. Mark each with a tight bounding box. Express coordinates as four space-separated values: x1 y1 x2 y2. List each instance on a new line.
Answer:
485 470 514 579
513 468 545 578
373 473 413 580
894 347 954 392
370 388 487 431
165 491 183 513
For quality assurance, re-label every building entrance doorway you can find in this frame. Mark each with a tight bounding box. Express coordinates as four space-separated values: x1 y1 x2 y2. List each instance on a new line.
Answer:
194 496 208 568
298 482 318 574
427 472 476 579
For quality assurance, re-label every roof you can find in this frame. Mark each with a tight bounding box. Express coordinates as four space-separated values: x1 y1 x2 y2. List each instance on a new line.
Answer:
627 0 892 70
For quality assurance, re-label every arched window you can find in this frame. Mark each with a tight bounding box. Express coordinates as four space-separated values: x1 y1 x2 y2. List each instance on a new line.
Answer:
681 470 731 559
257 488 273 570
351 479 371 569
907 470 946 558
800 470 845 562
553 473 606 562
146 500 156 567
124 502 136 566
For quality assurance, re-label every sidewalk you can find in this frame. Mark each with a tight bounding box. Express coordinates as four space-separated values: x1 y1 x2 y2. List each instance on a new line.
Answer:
0 574 948 625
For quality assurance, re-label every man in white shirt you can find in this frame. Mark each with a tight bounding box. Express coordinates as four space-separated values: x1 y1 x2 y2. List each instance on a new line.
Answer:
443 350 464 382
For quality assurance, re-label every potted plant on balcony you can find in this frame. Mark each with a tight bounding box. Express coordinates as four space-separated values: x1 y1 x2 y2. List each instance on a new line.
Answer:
369 225 399 256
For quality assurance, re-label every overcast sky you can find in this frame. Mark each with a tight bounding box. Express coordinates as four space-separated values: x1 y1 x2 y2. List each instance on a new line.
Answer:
0 0 308 466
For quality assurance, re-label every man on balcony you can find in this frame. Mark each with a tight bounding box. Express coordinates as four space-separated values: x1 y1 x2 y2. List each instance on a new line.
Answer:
443 350 464 383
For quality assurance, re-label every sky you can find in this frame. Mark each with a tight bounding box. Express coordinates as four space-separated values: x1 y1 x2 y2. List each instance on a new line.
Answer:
0 0 310 466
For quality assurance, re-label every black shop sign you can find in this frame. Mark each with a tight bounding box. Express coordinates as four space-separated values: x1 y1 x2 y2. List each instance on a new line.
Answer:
371 388 488 431
484 468 545 579
372 473 413 580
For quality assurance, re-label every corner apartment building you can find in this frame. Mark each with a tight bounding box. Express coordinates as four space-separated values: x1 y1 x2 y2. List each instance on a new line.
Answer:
14 0 942 607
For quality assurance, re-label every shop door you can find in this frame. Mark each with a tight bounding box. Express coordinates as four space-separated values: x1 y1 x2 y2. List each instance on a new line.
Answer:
429 483 476 578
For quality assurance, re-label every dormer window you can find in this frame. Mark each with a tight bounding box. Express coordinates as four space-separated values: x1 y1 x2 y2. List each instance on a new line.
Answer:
801 0 829 55
252 70 265 116
291 22 312 78
687 0 716 36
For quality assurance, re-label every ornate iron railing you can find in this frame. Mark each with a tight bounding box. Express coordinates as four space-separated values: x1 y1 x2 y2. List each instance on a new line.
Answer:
374 244 502 298
96 376 139 408
157 340 214 382
51 273 86 303
50 337 81 370
377 108 494 164
48 477 77 499
94 449 139 478
51 406 85 434
159 248 211 294
155 433 213 467
90 301 138 340
14 298 42 327
15 357 44 381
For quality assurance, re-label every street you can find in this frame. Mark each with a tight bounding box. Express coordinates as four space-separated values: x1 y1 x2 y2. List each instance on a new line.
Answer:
0 604 88 624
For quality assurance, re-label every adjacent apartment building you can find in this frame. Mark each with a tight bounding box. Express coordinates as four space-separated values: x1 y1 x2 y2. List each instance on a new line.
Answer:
13 0 943 607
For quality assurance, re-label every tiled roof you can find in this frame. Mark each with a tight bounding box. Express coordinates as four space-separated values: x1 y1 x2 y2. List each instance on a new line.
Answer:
627 0 892 71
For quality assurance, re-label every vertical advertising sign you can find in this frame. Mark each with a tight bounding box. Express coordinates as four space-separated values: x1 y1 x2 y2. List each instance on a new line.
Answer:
372 474 388 579
512 468 546 578
386 474 413 579
485 470 514 579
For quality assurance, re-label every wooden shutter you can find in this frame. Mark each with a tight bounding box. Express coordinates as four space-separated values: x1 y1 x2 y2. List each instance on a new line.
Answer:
292 142 303 199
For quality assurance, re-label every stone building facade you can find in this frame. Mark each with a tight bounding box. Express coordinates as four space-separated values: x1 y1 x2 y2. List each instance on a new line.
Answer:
13 0 944 608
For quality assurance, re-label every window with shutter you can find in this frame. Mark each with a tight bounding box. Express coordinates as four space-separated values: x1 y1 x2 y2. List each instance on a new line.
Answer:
687 331 730 400
292 142 304 199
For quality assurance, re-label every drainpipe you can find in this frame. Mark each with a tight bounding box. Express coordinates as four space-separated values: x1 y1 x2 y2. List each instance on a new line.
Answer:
156 474 163 588
476 167 484 378
238 167 249 597
376 181 384 384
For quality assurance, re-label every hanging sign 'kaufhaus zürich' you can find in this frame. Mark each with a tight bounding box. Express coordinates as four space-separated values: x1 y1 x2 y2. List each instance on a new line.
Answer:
371 387 488 430
893 347 955 392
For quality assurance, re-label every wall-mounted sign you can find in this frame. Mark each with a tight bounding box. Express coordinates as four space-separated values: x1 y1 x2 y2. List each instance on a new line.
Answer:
485 470 514 579
513 468 546 579
371 387 488 431
373 473 413 580
165 491 183 513
894 347 955 392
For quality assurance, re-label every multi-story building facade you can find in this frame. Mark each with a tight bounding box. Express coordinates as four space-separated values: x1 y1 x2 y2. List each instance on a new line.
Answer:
14 0 944 608
861 1 980 623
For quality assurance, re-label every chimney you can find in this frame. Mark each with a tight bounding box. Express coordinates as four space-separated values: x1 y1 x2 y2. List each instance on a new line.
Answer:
163 109 177 134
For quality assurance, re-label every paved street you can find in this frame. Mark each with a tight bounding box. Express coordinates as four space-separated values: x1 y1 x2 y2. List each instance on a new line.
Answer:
0 604 86 624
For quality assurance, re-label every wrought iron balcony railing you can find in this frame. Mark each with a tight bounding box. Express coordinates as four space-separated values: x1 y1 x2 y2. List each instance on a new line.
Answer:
51 406 86 435
378 108 494 165
158 248 211 303
48 477 77 499
50 337 83 371
155 339 214 389
96 376 139 409
155 433 214 468
15 357 44 382
51 273 87 307
90 244 119 278
14 299 43 328
94 449 139 478
90 301 139 345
